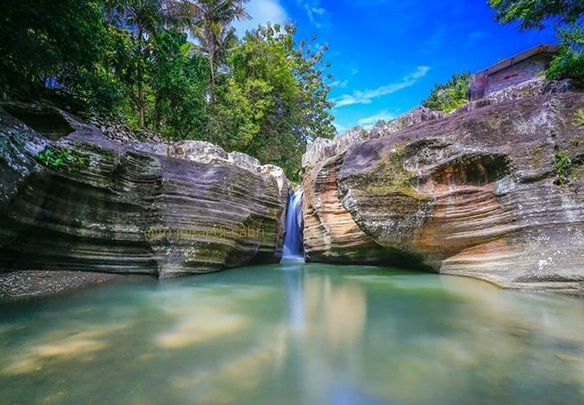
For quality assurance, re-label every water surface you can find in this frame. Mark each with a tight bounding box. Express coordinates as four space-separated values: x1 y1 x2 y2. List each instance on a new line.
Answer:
1 261 584 405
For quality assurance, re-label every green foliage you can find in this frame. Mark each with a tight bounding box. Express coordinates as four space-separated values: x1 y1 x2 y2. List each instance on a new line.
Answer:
1 2 336 180
37 148 88 171
206 78 269 151
185 0 251 86
149 35 210 140
545 24 584 86
0 0 109 105
554 149 572 186
488 0 584 30
488 1 584 86
207 23 335 180
422 72 472 113
574 110 584 128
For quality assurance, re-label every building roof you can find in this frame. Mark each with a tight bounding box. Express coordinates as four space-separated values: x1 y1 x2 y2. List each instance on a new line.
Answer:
476 44 560 77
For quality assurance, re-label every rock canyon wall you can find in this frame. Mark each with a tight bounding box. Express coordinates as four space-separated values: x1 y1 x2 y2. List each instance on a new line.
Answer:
0 104 289 279
303 92 584 295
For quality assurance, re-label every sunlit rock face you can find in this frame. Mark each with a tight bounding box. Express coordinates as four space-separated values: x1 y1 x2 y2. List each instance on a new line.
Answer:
0 105 289 278
302 107 444 170
302 154 412 265
303 93 584 295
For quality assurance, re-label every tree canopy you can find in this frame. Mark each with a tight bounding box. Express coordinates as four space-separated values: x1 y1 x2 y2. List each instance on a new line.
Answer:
489 0 584 85
213 23 335 177
422 72 472 113
0 0 334 180
489 0 584 30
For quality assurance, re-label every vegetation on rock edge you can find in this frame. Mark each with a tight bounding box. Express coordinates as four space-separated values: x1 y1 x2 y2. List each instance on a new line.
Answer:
0 0 335 181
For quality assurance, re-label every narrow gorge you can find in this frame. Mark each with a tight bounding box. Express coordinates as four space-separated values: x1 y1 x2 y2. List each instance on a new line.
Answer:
2 89 584 297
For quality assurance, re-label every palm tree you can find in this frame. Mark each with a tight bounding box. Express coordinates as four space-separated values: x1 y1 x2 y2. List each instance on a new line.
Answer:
186 0 250 86
105 0 182 127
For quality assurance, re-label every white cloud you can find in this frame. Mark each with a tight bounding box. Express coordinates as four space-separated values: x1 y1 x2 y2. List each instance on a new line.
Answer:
409 65 430 79
357 111 396 129
296 0 329 28
233 0 289 36
330 80 348 89
333 122 347 134
332 66 430 108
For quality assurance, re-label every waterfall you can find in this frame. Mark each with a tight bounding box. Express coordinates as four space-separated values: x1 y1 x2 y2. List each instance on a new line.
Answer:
282 190 304 259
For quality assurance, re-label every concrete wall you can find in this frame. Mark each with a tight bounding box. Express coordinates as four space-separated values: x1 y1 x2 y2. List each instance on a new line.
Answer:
485 55 551 96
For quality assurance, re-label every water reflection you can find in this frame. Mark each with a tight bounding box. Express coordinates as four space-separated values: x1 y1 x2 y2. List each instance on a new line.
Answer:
284 261 367 352
1 322 132 376
284 261 368 351
0 263 583 405
328 384 404 405
324 284 366 351
284 263 305 331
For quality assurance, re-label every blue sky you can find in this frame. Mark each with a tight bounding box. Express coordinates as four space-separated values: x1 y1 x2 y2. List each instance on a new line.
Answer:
233 0 558 134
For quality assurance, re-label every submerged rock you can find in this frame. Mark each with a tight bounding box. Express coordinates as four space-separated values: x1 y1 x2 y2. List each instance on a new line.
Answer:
302 92 584 296
0 106 289 278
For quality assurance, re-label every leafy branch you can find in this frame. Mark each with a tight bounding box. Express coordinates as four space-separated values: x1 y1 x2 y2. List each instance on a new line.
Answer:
36 147 88 172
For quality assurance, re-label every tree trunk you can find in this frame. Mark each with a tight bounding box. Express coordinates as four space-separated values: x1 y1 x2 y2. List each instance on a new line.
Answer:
210 53 215 86
138 65 145 128
138 26 145 128
207 31 216 87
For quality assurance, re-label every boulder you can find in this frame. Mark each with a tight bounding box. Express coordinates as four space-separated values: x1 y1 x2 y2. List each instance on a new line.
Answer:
454 77 572 114
303 92 584 295
303 107 445 169
303 153 408 265
228 151 261 173
168 140 229 164
302 137 337 169
0 106 288 278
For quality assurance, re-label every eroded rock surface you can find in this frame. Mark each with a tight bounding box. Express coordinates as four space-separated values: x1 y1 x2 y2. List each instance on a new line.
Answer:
302 107 444 170
303 154 393 264
0 106 289 278
303 78 572 173
303 93 584 295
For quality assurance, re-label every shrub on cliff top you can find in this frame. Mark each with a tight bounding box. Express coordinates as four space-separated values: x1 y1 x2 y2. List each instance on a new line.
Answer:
422 72 472 113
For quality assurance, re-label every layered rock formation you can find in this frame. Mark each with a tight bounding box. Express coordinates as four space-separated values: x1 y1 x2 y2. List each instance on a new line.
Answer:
303 78 572 171
303 92 584 295
0 104 289 278
302 107 445 170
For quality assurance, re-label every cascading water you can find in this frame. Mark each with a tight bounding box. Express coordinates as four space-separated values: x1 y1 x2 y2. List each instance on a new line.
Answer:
282 189 304 259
